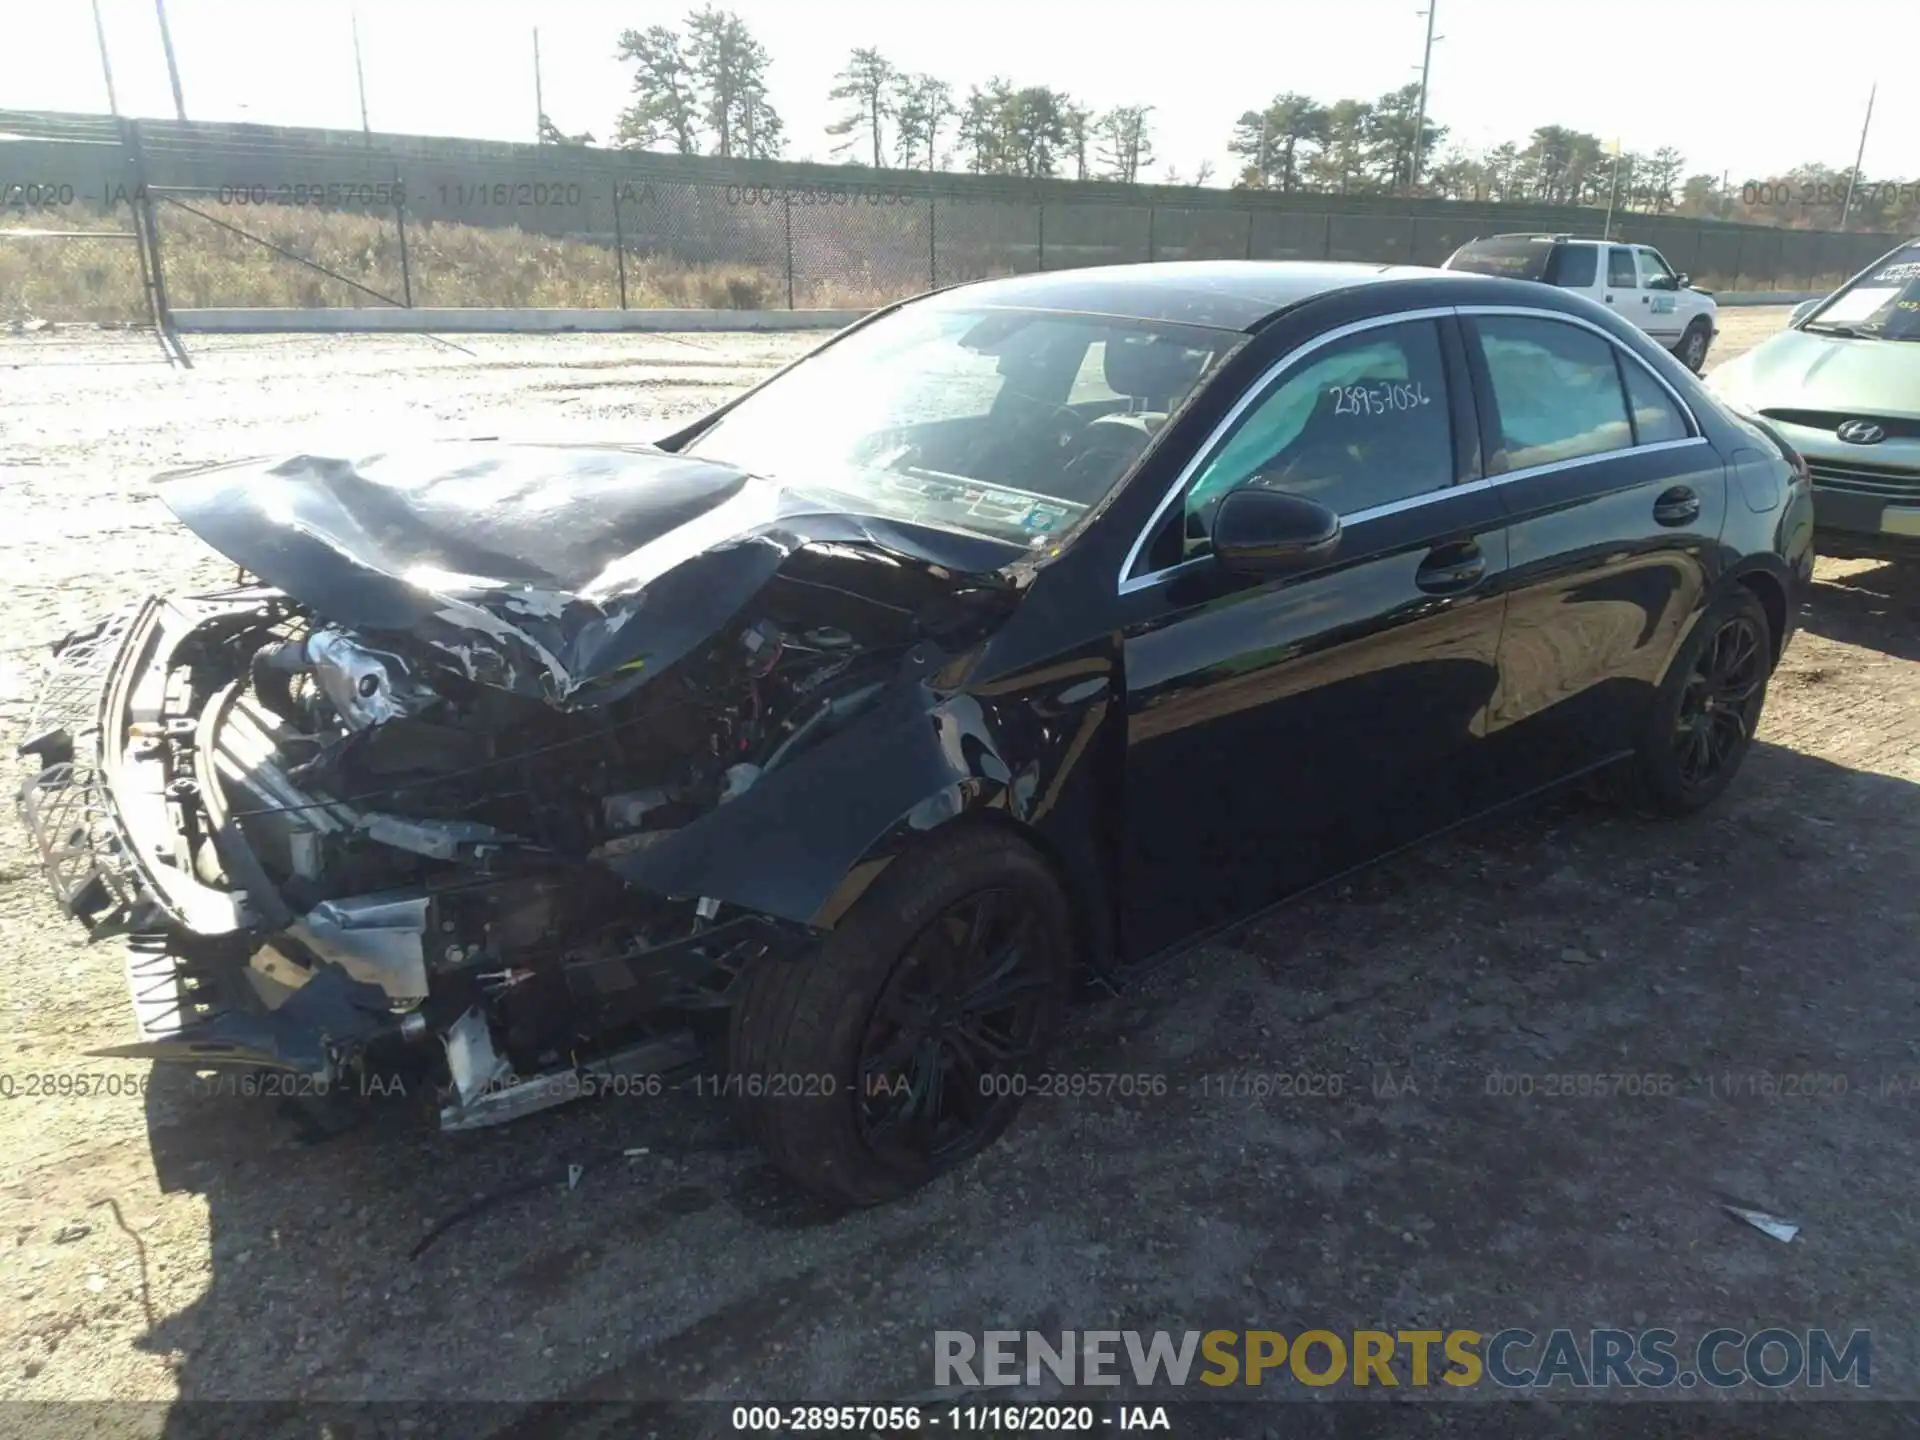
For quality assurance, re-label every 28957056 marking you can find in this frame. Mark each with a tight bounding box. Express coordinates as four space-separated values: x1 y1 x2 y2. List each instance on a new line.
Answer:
977 1072 1167 1098
1484 1072 1677 1098
1 1071 149 1099
730 1405 923 1430
1330 380 1432 416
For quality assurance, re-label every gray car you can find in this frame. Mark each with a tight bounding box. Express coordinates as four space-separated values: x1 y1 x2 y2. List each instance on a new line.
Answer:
1707 237 1920 560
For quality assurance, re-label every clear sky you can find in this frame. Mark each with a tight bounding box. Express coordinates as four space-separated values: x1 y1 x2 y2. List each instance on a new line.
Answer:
13 0 1915 185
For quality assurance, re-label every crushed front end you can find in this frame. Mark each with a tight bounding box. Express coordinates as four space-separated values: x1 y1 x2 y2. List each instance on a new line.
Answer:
14 585 885 1130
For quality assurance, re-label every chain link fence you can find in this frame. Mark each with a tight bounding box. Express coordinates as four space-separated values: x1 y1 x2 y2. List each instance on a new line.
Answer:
3 109 1905 325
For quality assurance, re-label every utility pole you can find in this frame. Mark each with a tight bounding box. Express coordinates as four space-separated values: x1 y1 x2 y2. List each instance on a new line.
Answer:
1603 138 1623 240
154 0 187 119
351 9 372 140
533 29 546 142
90 0 120 116
1838 82 1876 231
1410 2 1441 192
1259 110 1271 188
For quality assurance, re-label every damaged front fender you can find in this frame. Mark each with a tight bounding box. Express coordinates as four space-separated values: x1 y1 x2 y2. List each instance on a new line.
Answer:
609 642 1124 950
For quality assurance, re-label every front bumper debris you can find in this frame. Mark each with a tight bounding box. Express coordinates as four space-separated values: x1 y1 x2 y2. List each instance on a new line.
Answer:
15 593 816 1125
16 603 148 930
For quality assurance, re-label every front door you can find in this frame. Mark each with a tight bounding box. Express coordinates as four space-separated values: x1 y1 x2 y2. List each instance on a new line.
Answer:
1459 309 1728 793
1117 314 1510 961
1636 248 1685 341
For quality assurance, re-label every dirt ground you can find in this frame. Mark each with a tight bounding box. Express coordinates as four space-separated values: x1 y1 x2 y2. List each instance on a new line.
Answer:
4 307 1919 1433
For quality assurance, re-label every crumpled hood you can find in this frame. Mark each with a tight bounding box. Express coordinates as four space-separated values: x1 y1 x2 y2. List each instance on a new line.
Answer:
1710 328 1920 421
161 443 1023 706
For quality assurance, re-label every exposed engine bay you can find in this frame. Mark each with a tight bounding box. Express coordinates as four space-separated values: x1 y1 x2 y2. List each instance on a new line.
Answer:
16 443 1027 1131
77 584 904 1126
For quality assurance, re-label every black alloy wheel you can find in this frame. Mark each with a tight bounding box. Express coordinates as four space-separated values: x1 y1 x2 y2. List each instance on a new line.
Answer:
1671 610 1766 793
728 824 1072 1206
854 887 1055 1169
1625 587 1774 816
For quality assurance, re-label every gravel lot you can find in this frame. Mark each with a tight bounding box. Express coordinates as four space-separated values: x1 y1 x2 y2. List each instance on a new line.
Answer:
4 307 1919 1432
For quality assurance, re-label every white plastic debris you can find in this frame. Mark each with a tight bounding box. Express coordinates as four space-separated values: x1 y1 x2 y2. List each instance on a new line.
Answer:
1724 1205 1799 1243
567 1163 583 1192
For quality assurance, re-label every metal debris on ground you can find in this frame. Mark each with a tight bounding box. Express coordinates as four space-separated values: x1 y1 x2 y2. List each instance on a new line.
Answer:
1723 1204 1800 1242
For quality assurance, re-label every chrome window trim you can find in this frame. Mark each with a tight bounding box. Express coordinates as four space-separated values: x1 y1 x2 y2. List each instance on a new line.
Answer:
1452 304 1703 434
1115 307 1456 595
1117 303 1708 596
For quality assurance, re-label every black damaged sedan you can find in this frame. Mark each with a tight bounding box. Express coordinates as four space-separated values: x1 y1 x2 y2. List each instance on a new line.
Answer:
17 262 1813 1204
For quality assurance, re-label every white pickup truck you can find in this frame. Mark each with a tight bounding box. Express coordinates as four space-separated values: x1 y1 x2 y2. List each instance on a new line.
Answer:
1442 234 1720 373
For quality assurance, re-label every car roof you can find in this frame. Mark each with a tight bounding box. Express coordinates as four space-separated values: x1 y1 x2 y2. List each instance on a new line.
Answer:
1482 234 1641 246
933 260 1457 333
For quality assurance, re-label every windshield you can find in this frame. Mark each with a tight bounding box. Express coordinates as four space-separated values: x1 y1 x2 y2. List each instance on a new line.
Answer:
681 300 1235 547
1803 242 1920 340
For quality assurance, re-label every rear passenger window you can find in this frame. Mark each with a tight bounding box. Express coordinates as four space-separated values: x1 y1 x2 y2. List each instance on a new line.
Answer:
1182 320 1453 537
1617 355 1690 444
1470 316 1634 471
1544 245 1597 288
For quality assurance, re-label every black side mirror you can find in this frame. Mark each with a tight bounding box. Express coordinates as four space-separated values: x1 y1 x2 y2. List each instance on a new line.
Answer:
1212 485 1342 575
1674 273 1690 289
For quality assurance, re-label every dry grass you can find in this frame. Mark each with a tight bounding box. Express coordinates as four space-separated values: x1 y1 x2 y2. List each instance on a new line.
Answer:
1 203 904 322
3 199 1835 325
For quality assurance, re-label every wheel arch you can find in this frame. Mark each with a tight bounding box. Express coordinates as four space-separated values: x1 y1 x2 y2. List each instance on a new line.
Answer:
1730 563 1789 664
1649 560 1788 695
833 807 1117 988
612 663 1127 976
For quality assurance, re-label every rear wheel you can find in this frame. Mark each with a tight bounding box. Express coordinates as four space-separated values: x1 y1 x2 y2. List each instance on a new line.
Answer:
1627 588 1773 815
1677 319 1712 373
729 825 1073 1206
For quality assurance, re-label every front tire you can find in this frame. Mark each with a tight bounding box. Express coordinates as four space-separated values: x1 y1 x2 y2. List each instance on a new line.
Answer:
1676 319 1712 374
729 824 1073 1206
1627 588 1773 815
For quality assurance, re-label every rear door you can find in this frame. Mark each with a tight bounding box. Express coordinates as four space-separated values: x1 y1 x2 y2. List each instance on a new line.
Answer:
1542 241 1600 301
1459 307 1728 793
1602 244 1647 333
1116 312 1510 959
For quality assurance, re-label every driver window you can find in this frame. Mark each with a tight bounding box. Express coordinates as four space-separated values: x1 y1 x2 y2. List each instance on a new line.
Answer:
1178 319 1453 551
1636 249 1676 286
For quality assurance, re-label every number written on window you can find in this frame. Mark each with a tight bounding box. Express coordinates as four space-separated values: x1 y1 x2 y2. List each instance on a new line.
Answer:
1329 380 1434 416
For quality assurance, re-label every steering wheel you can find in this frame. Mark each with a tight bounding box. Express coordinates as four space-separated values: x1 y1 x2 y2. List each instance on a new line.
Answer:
1000 389 1092 446
966 391 1091 487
